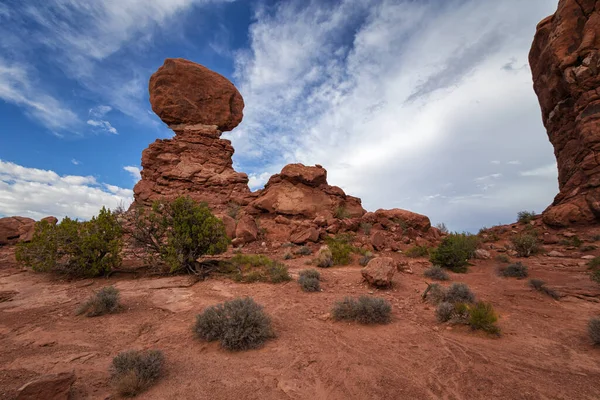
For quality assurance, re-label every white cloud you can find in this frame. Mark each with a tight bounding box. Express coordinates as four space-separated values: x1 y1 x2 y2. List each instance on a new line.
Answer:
89 105 112 118
123 166 142 182
87 119 118 134
229 0 559 232
248 171 272 190
520 163 558 178
0 59 79 130
0 159 133 220
490 160 501 165
507 160 521 165
71 159 81 165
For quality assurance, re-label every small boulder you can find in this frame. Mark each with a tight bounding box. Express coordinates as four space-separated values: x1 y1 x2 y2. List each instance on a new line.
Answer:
16 372 75 400
474 249 491 260
290 227 319 244
41 216 58 225
547 250 565 258
543 234 560 245
361 257 396 288
370 231 386 251
221 215 237 239
581 255 596 260
235 215 258 244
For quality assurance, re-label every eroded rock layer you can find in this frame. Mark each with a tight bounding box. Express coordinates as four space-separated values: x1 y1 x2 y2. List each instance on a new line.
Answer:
530 0 600 226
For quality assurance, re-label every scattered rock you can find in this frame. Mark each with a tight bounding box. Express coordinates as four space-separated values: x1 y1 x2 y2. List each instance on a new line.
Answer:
581 255 596 260
0 216 35 245
547 251 565 258
290 227 319 244
235 215 258 244
361 257 396 288
16 372 75 400
370 231 386 251
221 215 237 239
543 234 560 245
474 249 491 260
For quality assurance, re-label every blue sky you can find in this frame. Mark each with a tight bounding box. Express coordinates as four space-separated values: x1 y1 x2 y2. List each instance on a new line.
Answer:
0 0 560 232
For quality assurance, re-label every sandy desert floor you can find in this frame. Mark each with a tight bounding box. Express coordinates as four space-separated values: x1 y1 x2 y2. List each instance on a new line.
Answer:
1 244 600 399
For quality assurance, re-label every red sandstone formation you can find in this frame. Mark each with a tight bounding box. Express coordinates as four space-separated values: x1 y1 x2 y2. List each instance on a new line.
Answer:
530 0 600 226
132 57 435 245
149 58 244 131
0 216 58 245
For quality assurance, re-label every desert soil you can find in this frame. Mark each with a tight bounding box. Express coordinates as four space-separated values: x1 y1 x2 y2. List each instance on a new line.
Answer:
1 244 600 400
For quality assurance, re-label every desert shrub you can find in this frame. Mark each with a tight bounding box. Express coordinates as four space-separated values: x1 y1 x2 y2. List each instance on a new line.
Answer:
298 269 321 292
359 251 375 267
588 257 600 269
316 246 334 268
517 210 536 224
468 302 500 334
295 246 312 256
589 317 600 345
331 296 391 325
495 254 510 263
334 206 350 219
298 276 320 292
194 297 274 351
283 252 293 260
511 233 540 257
76 286 120 317
436 302 455 322
445 283 475 304
325 235 354 265
423 283 447 305
499 262 529 278
111 349 164 397
16 207 122 278
559 236 583 248
129 197 229 275
405 245 430 258
299 269 320 280
424 265 449 281
429 233 479 273
222 254 291 283
226 201 240 219
581 244 598 252
435 222 449 234
529 279 560 300
360 222 372 235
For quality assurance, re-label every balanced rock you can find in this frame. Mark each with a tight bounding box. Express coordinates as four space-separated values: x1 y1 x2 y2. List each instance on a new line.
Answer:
530 1 600 226
149 58 244 131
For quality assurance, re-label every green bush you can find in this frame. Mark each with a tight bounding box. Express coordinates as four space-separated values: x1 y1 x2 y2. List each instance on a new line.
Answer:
299 269 320 280
424 266 449 281
517 211 536 224
588 257 600 269
16 207 122 277
405 245 430 258
221 254 291 283
529 279 560 300
589 317 600 345
331 296 391 325
325 235 354 265
559 236 583 248
360 222 372 235
468 302 500 334
435 222 449 234
76 286 120 317
445 283 475 304
130 196 229 275
111 349 164 397
511 233 539 257
499 262 528 278
194 297 274 351
429 233 479 273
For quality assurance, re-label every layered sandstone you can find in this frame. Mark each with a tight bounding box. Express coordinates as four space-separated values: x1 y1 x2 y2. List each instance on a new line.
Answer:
530 0 600 226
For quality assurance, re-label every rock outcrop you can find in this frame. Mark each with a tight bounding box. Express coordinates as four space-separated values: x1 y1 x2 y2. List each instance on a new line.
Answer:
248 164 365 219
530 0 600 226
132 59 253 214
0 217 35 245
132 57 435 246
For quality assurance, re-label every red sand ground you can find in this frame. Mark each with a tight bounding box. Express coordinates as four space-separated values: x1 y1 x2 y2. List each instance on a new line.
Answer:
1 239 600 399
